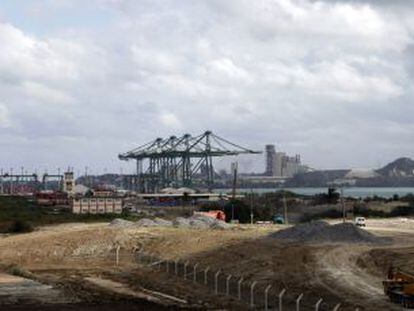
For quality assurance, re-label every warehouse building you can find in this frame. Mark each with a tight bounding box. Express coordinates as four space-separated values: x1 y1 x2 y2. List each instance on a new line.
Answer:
72 197 123 214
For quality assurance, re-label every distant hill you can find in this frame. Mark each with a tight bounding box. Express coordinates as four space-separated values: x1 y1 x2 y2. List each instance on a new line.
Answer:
287 157 414 187
377 157 414 177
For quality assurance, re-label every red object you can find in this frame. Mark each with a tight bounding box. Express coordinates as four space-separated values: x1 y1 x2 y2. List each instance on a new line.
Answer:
35 191 68 205
194 210 226 221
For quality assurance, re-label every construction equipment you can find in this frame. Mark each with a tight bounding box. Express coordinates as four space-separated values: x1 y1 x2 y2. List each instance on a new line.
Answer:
118 131 261 193
383 268 414 308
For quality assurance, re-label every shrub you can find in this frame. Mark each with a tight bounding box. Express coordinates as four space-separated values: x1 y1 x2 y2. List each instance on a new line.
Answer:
7 220 34 233
389 205 414 217
299 209 343 223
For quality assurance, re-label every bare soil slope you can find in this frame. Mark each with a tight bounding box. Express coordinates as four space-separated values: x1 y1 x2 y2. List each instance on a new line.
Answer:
0 221 411 310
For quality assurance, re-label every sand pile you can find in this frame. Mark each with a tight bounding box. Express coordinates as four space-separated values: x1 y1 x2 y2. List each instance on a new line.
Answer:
270 221 385 244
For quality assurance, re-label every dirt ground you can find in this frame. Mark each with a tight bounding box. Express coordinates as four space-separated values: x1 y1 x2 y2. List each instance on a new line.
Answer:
0 219 413 310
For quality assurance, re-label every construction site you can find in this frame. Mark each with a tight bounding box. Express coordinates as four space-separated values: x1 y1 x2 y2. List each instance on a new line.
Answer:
0 132 414 310
1 217 414 310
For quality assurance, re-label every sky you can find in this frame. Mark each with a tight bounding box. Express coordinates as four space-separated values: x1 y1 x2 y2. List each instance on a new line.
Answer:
0 0 414 175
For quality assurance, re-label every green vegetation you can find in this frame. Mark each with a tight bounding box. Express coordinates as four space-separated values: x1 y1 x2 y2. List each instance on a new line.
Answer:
7 220 34 233
354 205 414 218
299 209 343 223
6 264 33 278
0 196 138 234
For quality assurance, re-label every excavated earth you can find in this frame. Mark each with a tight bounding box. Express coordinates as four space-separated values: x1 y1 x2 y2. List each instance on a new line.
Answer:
0 219 413 310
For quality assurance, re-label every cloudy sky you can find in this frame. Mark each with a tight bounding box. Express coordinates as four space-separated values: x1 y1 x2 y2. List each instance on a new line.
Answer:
0 0 414 175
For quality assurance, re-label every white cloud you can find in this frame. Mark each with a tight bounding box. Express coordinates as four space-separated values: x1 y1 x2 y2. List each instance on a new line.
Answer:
159 112 182 129
22 81 74 105
0 23 80 83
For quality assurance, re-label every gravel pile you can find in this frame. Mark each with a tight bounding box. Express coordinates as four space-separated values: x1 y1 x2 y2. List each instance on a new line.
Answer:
153 218 173 226
135 218 157 227
270 221 385 244
173 217 191 228
109 218 134 227
174 215 230 230
110 215 230 230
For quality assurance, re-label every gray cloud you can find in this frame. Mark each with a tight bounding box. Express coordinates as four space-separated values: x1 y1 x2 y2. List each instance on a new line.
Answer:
0 0 413 173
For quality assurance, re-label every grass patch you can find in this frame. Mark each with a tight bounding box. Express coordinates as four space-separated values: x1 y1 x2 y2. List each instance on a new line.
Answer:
7 264 33 278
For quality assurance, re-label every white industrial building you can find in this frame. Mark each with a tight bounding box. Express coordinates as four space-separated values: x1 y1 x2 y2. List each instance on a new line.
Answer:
265 144 304 177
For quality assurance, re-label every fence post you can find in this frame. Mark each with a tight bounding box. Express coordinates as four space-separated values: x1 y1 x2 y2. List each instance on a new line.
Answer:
250 281 258 307
333 303 341 311
296 293 304 311
315 298 323 311
137 248 143 262
264 284 272 311
215 270 221 294
238 277 244 300
166 260 170 273
278 288 286 311
226 275 232 296
193 263 199 283
115 245 120 265
175 260 179 275
184 261 190 280
204 267 210 285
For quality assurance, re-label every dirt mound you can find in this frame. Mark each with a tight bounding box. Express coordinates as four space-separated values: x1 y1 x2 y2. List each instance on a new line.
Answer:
270 221 385 244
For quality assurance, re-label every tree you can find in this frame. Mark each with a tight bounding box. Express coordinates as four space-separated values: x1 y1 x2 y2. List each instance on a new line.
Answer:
224 199 251 223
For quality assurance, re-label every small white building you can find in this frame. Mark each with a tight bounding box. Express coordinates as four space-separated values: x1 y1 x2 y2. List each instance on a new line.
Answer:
72 197 123 214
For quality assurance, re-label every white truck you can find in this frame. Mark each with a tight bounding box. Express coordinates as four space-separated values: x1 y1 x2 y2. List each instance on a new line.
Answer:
354 217 366 227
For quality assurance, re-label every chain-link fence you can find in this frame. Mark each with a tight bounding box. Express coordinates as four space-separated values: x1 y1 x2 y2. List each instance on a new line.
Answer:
130 249 353 311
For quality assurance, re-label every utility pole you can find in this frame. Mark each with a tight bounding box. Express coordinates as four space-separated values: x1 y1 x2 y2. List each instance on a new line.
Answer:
0 168 3 195
231 162 238 222
10 168 13 194
283 193 288 225
57 167 61 191
250 187 254 224
231 162 238 200
340 184 345 223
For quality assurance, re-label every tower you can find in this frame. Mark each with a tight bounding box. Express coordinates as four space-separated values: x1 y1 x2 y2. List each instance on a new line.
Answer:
63 171 75 196
265 145 276 176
